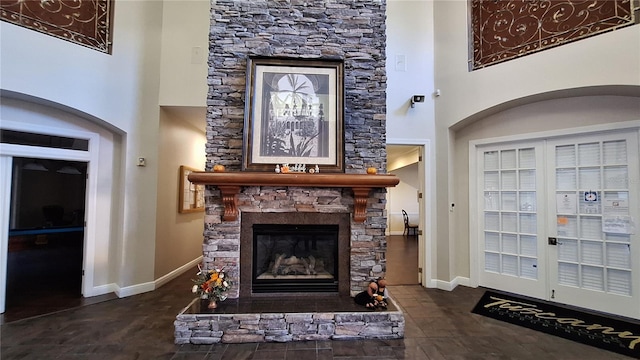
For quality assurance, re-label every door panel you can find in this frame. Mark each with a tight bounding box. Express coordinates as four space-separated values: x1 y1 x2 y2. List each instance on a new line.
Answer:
547 132 639 318
478 142 547 299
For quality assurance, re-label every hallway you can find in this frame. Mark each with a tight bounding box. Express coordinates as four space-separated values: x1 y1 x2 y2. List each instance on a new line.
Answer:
385 235 420 286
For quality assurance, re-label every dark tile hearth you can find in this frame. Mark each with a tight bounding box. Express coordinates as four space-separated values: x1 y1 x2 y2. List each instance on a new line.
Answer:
187 295 397 315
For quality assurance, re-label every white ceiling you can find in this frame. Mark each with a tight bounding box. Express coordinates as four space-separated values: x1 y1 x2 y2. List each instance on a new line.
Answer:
162 106 207 133
387 144 420 171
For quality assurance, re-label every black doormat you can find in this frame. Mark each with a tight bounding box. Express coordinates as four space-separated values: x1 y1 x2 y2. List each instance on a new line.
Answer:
472 290 640 359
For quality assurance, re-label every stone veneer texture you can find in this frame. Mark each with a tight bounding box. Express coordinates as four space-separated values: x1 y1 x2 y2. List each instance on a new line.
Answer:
203 0 388 297
175 300 405 344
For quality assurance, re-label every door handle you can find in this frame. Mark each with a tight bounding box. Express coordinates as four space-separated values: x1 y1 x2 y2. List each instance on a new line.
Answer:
548 237 557 245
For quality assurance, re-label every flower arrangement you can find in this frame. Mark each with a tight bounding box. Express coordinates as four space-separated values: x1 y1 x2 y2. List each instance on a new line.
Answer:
191 265 232 303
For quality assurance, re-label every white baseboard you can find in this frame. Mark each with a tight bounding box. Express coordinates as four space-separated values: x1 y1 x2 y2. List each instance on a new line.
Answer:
454 276 473 287
155 256 203 288
434 276 472 291
91 256 203 299
86 283 117 297
115 281 155 298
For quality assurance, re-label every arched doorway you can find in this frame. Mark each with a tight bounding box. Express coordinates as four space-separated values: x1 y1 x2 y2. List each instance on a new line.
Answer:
0 95 118 320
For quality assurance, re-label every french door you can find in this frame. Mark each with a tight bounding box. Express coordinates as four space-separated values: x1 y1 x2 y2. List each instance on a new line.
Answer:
478 141 547 299
477 129 640 319
546 132 639 318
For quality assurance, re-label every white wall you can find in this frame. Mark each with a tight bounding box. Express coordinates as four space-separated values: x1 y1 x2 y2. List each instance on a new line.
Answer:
0 0 165 291
386 1 639 284
159 0 209 106
433 1 640 128
385 0 436 144
430 1 640 283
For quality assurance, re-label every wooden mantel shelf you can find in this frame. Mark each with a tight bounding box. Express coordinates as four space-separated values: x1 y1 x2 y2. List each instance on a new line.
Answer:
188 171 400 223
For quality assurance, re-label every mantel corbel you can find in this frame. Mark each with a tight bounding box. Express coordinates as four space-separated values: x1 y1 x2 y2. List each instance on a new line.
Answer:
217 185 241 221
187 172 399 223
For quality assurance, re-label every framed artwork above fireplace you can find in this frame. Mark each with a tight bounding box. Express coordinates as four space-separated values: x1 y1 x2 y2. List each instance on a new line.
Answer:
242 57 344 173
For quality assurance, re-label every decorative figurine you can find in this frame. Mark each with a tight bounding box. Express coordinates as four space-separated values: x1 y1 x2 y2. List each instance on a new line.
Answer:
275 164 280 173
291 163 306 173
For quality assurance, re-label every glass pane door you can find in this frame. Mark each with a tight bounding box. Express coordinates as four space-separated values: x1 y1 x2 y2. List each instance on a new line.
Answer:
547 132 639 319
479 143 546 299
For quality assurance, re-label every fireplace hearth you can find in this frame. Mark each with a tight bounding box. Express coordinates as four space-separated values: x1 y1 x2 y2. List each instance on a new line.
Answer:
253 224 338 293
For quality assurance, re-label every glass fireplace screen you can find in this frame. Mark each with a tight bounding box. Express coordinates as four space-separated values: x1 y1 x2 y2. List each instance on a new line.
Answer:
252 224 339 293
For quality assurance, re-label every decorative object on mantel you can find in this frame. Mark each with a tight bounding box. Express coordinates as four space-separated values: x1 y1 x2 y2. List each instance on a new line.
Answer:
187 171 399 223
366 167 377 174
191 265 233 309
242 57 345 173
276 163 316 174
213 164 225 172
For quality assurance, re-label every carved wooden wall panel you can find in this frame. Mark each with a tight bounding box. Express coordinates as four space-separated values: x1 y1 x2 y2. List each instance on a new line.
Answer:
471 0 636 69
0 0 113 53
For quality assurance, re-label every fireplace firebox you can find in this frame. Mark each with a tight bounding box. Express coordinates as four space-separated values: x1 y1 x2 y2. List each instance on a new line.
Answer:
240 212 351 297
252 224 338 293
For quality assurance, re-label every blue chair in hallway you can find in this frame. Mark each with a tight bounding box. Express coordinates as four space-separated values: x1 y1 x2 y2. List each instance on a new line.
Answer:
402 209 418 236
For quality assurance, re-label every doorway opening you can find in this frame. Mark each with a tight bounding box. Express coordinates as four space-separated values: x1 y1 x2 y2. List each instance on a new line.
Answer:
386 144 425 286
4 157 87 321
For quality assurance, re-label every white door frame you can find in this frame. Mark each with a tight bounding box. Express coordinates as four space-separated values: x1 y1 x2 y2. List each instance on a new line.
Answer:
387 138 434 288
0 121 99 313
469 120 640 296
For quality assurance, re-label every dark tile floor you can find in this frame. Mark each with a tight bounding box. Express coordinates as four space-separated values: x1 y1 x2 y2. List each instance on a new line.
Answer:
1 236 634 359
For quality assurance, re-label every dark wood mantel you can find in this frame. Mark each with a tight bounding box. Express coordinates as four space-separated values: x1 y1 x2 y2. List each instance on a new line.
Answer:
188 171 400 223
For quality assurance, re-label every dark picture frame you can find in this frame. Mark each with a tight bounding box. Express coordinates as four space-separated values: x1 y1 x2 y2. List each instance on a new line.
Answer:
243 57 344 172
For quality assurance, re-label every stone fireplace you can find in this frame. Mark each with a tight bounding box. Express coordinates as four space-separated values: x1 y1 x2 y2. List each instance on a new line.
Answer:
175 174 404 344
174 0 402 345
191 172 398 298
